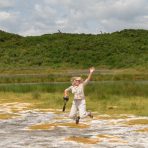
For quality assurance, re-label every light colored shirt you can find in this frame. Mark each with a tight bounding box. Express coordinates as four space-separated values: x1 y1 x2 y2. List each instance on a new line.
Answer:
65 79 89 100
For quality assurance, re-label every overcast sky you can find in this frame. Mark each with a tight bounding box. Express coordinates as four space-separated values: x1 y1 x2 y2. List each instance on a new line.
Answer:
0 0 148 36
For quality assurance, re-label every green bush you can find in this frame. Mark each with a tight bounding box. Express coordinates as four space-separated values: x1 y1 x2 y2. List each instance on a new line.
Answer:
0 29 148 68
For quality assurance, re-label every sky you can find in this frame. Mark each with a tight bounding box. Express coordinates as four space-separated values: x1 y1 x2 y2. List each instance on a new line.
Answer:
0 0 148 36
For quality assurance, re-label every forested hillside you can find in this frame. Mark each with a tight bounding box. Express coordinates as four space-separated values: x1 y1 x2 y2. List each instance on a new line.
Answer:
0 29 147 68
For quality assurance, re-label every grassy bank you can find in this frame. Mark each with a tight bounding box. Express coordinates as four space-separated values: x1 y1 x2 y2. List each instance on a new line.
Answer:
0 81 147 116
0 68 147 84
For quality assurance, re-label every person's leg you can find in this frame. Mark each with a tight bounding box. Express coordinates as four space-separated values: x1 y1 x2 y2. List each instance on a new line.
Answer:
78 99 88 118
78 99 93 118
69 100 77 119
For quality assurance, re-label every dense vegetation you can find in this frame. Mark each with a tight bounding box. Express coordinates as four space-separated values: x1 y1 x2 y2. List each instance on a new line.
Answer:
0 29 148 69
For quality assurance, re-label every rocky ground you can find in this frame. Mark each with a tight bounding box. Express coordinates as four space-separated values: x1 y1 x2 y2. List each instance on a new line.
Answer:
0 102 148 148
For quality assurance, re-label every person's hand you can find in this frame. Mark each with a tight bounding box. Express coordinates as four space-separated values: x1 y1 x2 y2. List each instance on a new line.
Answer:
63 96 69 101
89 67 95 73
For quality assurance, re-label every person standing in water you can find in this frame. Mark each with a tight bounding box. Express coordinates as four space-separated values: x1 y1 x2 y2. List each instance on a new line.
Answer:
64 67 95 124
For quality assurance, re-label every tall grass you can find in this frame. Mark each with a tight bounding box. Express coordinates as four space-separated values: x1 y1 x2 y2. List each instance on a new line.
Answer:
86 81 148 99
0 73 147 84
0 83 69 93
85 82 148 115
0 81 147 95
0 81 147 115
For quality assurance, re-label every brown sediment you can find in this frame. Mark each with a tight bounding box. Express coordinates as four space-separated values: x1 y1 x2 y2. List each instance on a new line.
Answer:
65 136 101 144
94 115 128 120
0 102 32 114
59 123 90 128
36 108 61 113
0 113 19 120
126 119 148 125
28 122 89 130
97 134 119 139
109 139 128 143
11 107 22 113
97 134 128 144
29 123 56 130
135 128 148 132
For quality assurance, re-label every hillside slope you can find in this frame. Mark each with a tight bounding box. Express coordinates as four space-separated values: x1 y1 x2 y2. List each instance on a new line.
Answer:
0 29 147 68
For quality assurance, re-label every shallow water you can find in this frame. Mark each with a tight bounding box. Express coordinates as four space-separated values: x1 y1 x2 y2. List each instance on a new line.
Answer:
0 103 148 148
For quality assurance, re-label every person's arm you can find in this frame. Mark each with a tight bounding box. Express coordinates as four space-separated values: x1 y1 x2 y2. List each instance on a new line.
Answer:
83 67 95 85
63 87 71 112
64 86 72 97
64 89 69 97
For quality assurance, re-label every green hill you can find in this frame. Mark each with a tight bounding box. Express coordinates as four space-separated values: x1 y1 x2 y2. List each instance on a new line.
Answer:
0 29 148 69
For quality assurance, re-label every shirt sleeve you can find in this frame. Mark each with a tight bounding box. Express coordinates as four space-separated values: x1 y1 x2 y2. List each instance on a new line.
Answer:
65 86 72 92
83 79 89 86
